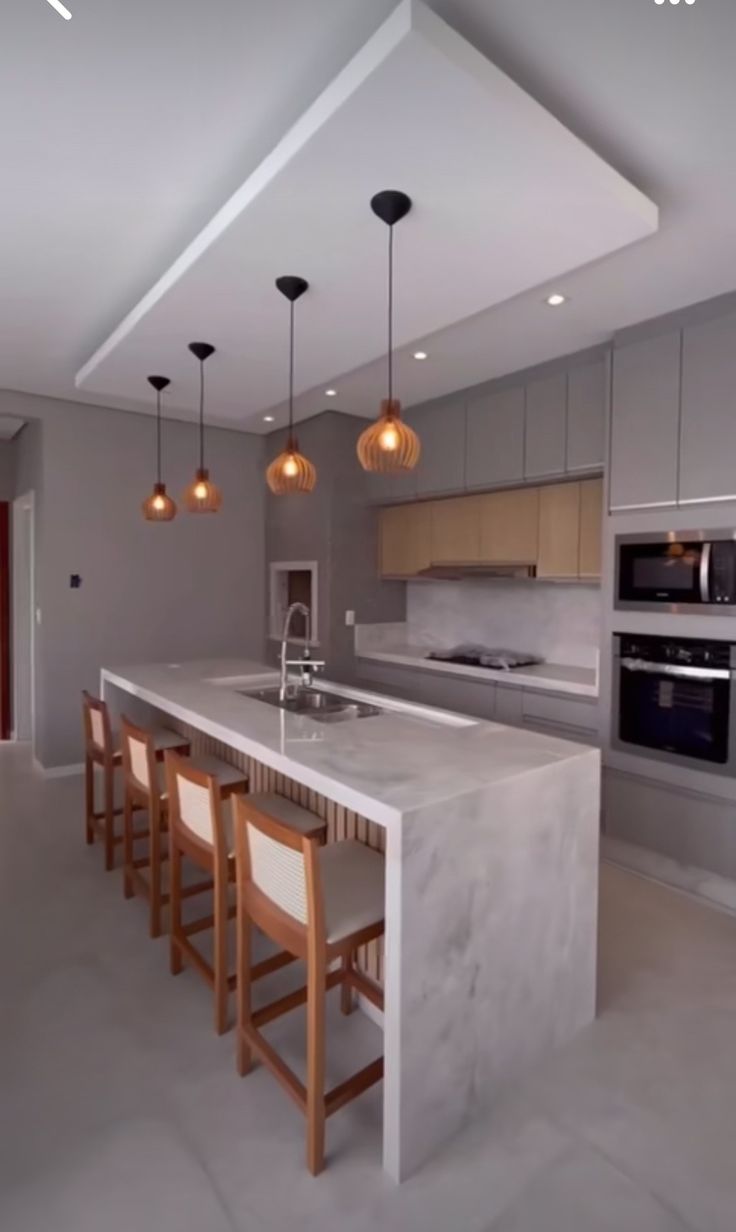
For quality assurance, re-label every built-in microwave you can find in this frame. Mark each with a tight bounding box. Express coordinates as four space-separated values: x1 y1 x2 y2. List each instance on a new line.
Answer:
615 530 736 615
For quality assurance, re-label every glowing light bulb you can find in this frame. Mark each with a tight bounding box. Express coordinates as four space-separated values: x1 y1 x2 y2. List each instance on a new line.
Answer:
379 423 400 452
282 455 299 478
152 494 166 512
194 481 208 500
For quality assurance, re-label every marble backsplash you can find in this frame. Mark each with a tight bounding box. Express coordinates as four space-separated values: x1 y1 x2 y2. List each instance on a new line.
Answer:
405 579 602 669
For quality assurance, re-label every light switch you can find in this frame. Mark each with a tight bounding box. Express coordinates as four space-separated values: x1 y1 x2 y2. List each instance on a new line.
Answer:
345 610 355 627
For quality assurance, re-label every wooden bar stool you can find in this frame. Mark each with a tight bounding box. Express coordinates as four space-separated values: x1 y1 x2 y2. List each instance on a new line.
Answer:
234 794 385 1175
165 752 327 1035
120 716 216 938
82 691 190 871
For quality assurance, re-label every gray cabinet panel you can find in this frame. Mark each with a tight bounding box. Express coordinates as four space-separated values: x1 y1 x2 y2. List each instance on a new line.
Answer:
566 358 606 473
465 387 524 489
524 373 567 479
609 331 681 511
414 397 467 496
365 409 420 504
355 659 496 721
680 312 736 503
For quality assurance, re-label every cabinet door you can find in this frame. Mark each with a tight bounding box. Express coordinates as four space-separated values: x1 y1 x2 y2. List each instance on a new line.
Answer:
430 497 482 564
567 358 606 473
465 386 525 490
379 503 432 577
365 409 420 504
537 483 580 579
578 478 603 579
680 312 736 504
609 332 680 510
478 487 539 564
524 373 567 479
414 397 467 497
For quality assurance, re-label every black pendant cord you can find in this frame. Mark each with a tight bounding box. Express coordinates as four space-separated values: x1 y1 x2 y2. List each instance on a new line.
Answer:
156 390 162 486
288 300 295 440
387 223 394 405
198 359 205 471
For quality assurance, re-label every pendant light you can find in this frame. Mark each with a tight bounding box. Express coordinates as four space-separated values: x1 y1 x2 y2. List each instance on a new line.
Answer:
266 276 316 494
357 190 421 473
184 342 222 513
141 375 177 522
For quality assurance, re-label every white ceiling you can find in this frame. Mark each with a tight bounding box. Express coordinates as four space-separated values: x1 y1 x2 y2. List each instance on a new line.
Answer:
75 1 656 425
3 0 736 434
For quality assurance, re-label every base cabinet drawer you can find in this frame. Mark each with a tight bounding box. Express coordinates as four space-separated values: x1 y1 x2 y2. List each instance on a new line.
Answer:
521 690 599 737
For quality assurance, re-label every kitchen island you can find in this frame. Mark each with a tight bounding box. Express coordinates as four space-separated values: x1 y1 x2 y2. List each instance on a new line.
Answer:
101 658 600 1181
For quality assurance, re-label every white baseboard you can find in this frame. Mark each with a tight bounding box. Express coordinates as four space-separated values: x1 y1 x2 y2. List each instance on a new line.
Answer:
357 993 384 1030
602 836 736 918
33 758 85 780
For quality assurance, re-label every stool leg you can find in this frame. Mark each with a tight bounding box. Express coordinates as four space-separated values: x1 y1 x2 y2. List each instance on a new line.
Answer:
341 952 355 1016
103 766 115 872
169 842 184 976
236 900 252 1076
149 804 163 939
213 865 229 1035
84 756 94 846
306 949 326 1176
123 793 134 900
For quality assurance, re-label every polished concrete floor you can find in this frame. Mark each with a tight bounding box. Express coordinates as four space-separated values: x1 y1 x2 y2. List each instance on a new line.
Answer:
1 742 735 1232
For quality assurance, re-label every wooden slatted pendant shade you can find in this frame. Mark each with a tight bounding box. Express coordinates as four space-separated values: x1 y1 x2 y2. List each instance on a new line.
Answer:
356 398 420 473
184 342 222 512
266 276 316 495
357 190 421 473
142 376 177 521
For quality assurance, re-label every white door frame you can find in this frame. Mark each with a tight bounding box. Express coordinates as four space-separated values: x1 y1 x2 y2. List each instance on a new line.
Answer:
12 492 35 744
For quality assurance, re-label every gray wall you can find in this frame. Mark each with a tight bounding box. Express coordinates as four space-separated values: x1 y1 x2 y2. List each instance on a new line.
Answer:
2 390 266 769
265 412 406 678
0 441 14 499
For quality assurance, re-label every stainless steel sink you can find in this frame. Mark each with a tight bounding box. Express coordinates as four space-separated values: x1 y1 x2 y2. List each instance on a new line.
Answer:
240 686 383 723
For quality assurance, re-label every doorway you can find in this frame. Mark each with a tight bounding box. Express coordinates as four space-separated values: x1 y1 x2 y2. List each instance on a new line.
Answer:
12 493 34 743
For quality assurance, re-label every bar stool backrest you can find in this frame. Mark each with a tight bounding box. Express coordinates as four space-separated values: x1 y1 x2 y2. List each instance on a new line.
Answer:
235 796 324 947
165 751 226 857
120 717 157 795
82 691 114 762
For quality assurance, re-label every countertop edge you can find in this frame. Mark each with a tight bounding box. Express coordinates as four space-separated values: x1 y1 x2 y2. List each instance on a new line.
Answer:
356 649 599 699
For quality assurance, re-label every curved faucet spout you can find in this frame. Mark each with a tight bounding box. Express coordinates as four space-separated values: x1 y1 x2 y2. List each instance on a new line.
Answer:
280 602 311 701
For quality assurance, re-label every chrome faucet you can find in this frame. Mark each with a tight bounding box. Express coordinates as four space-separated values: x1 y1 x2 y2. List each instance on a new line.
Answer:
279 603 325 702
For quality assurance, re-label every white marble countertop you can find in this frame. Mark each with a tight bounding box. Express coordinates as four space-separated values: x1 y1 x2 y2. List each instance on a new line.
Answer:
102 658 596 830
356 643 599 699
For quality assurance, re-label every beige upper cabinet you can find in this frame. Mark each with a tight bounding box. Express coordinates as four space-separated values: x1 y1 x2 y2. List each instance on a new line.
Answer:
537 483 581 579
478 488 539 563
430 497 482 564
379 503 432 577
578 478 603 579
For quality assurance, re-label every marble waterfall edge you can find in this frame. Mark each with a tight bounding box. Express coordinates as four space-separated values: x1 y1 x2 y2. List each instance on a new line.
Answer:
387 748 600 1179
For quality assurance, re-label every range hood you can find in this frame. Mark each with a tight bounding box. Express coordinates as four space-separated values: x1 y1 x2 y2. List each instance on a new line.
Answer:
417 562 537 581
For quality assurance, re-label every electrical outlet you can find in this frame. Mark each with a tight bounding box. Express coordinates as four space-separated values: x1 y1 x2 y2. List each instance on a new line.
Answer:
345 610 355 627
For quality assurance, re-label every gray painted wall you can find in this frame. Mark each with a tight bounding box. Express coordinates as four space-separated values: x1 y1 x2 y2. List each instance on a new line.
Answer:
265 412 405 679
1 390 266 769
0 441 14 499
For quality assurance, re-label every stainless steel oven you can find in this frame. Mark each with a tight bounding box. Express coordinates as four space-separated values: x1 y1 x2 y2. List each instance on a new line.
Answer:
612 633 736 775
615 530 736 614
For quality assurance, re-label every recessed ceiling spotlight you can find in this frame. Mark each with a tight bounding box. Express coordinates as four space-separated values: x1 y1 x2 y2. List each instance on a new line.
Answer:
325 388 337 397
413 351 428 360
45 0 73 19
545 293 567 307
263 415 275 423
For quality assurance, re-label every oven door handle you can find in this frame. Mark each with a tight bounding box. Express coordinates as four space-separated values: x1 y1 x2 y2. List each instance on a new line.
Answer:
620 656 731 681
699 542 712 603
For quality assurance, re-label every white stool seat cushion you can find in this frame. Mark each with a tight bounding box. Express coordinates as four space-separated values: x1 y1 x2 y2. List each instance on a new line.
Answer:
319 840 385 945
188 754 248 789
112 726 188 758
248 792 325 838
